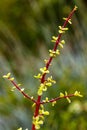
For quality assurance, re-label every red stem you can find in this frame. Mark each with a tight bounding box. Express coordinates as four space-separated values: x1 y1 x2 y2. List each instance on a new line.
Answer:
31 6 77 130
32 96 41 130
41 94 74 104
4 7 77 130
10 79 37 103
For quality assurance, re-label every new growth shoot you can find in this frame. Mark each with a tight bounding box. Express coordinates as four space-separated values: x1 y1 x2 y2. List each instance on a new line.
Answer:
3 6 83 130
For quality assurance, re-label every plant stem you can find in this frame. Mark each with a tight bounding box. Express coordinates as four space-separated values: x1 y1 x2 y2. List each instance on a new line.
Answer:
32 6 77 130
32 96 41 130
41 94 74 104
9 79 37 103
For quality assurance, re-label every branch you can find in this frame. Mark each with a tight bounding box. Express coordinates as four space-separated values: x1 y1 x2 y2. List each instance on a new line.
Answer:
41 91 83 105
41 94 74 104
3 73 37 103
40 6 78 83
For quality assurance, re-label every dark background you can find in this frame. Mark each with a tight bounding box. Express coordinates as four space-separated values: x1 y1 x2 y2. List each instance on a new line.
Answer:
0 0 87 130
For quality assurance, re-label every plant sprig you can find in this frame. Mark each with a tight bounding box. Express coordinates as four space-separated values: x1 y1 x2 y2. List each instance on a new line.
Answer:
3 5 83 130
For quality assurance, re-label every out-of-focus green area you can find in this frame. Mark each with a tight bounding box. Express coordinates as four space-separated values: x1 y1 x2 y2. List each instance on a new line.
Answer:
0 0 87 130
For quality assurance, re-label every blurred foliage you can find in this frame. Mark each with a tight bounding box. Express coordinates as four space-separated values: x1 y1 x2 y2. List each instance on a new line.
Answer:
0 0 87 130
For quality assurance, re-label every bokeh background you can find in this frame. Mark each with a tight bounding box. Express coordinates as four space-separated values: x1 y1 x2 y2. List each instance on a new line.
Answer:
0 0 87 130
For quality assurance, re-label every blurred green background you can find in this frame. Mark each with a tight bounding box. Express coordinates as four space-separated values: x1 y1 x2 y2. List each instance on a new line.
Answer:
0 0 87 130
